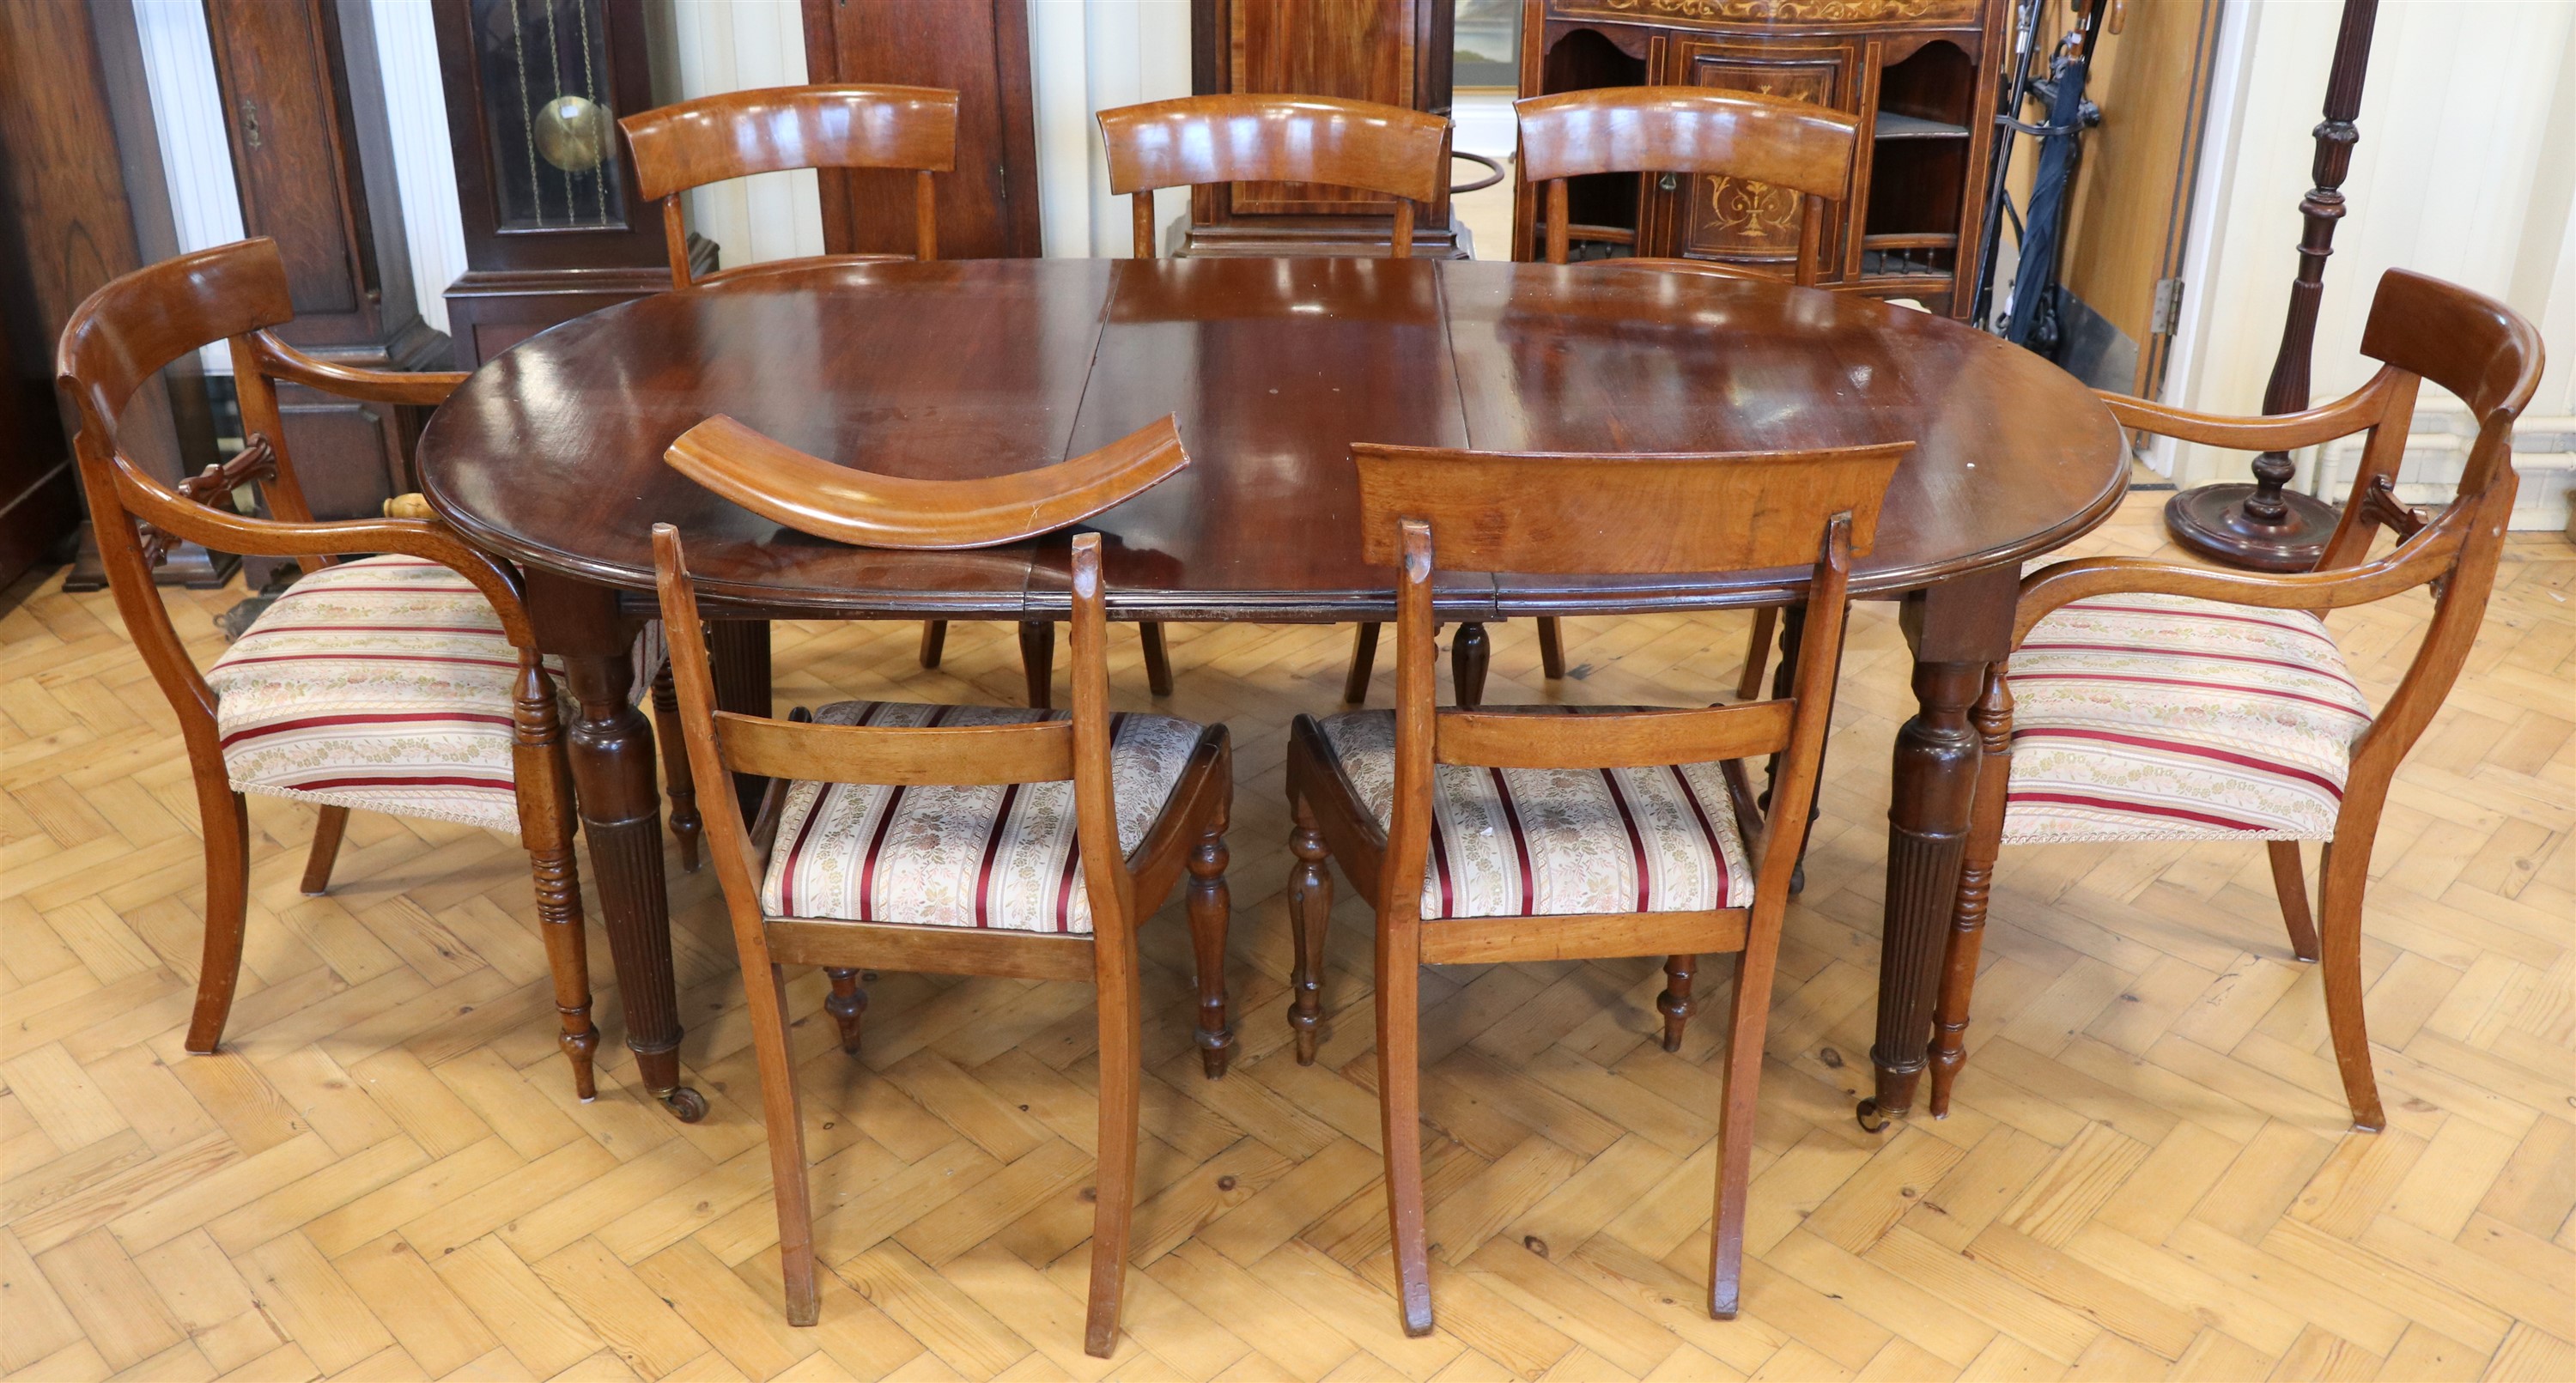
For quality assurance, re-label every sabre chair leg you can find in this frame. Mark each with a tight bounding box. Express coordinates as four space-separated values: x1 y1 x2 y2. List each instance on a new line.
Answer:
1085 941 1145 1356
1657 955 1696 1052
1140 622 1176 698
1737 606 1779 702
917 618 948 669
300 804 349 895
1537 616 1567 679
751 961 819 1324
186 782 252 1055
2315 840 2386 1131
1018 620 1055 709
1187 827 1235 1078
651 665 701 871
1287 798 1333 1065
2268 840 2322 962
1708 942 1777 1319
1344 623 1381 705
1376 915 1434 1336
823 968 867 1056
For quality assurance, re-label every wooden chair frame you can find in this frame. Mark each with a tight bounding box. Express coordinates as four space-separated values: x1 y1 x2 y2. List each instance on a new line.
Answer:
1286 440 1905 1333
1097 94 1452 259
621 82 960 289
1340 87 1861 709
54 239 598 1096
1928 268 2545 1132
652 522 1235 1358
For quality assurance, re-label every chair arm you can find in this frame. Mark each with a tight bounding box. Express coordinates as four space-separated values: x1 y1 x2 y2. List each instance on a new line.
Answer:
111 461 538 646
247 331 467 407
2093 367 2398 452
2011 525 2464 648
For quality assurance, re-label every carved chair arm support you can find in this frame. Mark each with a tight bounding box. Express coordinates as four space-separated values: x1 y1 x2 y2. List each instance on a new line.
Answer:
246 331 467 406
110 458 538 647
2093 367 2398 452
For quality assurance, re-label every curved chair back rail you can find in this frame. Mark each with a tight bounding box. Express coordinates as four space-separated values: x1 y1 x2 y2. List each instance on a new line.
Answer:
1096 94 1451 258
1923 266 2546 1135
1516 86 1859 281
663 413 1189 550
620 84 962 283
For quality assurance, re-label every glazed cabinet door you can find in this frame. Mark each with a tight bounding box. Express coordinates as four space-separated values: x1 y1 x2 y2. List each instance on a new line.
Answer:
1651 37 1859 276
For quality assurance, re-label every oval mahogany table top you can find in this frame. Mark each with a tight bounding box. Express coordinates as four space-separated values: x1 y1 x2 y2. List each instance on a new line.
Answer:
417 256 2127 620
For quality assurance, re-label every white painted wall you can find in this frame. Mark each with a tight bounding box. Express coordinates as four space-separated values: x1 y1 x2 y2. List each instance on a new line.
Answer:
2161 0 2576 528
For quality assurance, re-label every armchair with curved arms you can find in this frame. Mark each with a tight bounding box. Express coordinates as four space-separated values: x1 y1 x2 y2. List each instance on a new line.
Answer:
56 238 599 1100
1924 268 2543 1131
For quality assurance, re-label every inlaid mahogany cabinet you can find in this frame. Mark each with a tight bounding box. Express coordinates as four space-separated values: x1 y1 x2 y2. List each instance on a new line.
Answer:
1516 0 2005 315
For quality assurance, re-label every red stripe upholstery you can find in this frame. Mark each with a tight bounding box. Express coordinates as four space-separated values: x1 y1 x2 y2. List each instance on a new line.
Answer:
2002 591 2372 844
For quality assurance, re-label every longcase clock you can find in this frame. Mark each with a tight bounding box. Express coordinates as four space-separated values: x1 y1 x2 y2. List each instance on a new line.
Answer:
432 0 711 367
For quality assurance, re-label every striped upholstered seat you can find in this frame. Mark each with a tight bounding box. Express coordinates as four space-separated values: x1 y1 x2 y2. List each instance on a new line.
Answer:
207 555 536 833
758 701 1207 934
1316 707 1757 920
2002 591 2372 844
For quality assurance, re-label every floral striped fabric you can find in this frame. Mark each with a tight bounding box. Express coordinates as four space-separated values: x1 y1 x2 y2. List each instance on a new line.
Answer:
1317 707 1756 920
757 701 1205 934
207 556 530 832
2002 591 2372 844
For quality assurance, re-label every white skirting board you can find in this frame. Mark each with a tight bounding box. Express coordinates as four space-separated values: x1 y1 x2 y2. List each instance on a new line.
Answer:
2315 410 2576 532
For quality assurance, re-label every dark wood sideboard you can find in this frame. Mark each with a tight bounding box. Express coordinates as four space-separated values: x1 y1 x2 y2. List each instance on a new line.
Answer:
1516 0 2006 316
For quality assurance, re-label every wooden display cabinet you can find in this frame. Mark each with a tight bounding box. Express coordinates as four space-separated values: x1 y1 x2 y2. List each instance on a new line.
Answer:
1515 0 2006 317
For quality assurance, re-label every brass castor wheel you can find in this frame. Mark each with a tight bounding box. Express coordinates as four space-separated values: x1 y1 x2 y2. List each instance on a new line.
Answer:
1855 1098 1891 1133
663 1086 708 1123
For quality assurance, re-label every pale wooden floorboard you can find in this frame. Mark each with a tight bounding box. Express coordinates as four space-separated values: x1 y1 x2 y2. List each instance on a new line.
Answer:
3 494 2569 1381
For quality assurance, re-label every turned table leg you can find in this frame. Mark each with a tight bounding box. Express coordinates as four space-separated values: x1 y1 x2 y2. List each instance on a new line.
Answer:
1861 574 2014 1131
536 576 702 1122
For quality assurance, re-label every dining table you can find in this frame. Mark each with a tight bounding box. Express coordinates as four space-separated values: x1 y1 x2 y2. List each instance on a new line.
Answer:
416 253 2128 1130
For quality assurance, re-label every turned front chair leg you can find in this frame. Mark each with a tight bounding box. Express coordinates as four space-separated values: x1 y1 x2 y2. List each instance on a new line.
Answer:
1928 669 2011 1119
650 664 701 871
1451 622 1490 709
1657 955 1696 1052
2267 840 2322 962
823 967 867 1055
1287 798 1333 1065
300 804 349 896
1187 828 1235 1077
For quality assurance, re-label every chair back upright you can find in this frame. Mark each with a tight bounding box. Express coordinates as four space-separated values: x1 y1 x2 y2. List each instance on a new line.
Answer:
1516 86 1859 282
1353 440 1908 931
1097 94 1450 258
622 84 961 287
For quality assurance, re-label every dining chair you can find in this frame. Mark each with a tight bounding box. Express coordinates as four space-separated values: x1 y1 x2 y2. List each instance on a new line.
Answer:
623 83 1058 696
647 418 1235 1358
1096 93 1452 259
1342 87 1860 708
1092 93 1450 704
1925 268 2543 1133
1285 438 1906 1333
55 238 598 1098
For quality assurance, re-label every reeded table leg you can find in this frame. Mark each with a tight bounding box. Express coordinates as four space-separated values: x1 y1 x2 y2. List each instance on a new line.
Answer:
534 574 701 1123
1862 575 2014 1131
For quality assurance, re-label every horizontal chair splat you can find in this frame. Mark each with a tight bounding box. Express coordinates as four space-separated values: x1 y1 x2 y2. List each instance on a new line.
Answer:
1416 910 1751 966
1437 703 1792 770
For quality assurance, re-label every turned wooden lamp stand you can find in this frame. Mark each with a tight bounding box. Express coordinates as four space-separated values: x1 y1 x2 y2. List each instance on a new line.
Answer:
2163 0 2380 570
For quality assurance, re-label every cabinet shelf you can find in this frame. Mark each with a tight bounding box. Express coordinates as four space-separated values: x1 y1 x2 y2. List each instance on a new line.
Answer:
1874 111 1970 140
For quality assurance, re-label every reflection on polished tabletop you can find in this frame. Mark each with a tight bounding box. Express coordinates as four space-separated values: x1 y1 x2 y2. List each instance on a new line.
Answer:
418 257 2125 619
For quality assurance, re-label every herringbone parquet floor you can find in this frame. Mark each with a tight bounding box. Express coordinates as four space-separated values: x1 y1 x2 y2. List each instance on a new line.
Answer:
4 493 2571 1382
